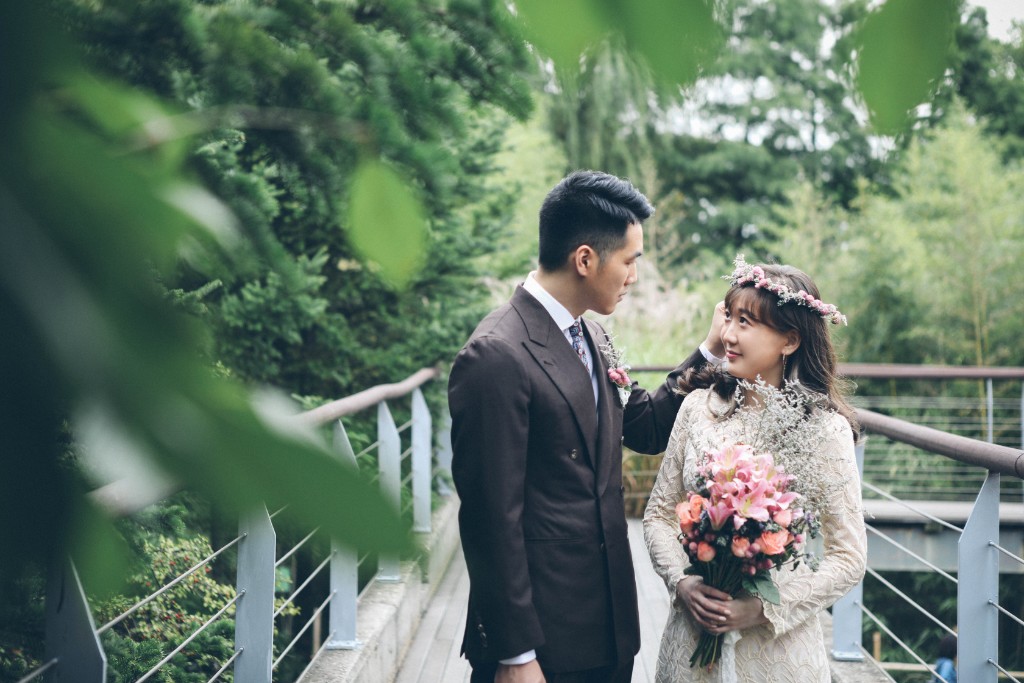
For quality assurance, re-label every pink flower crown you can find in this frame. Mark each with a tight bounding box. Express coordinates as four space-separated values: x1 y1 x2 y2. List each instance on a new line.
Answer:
725 254 847 326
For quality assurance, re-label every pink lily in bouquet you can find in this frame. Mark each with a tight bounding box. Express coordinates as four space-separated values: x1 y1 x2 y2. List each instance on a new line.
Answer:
676 443 818 670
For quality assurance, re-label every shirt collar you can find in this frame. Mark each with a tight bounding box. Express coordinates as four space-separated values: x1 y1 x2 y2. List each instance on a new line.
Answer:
523 271 578 332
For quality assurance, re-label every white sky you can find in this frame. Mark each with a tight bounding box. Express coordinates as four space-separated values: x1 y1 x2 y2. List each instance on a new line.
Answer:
970 0 1023 42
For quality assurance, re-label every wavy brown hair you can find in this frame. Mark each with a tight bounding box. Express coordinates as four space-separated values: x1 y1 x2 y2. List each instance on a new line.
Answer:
679 262 860 440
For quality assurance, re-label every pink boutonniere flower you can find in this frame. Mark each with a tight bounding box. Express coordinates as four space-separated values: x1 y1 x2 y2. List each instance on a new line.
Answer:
608 366 631 387
599 337 632 407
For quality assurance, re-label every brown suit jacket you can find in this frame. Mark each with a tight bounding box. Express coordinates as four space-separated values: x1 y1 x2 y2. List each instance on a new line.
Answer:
448 286 703 672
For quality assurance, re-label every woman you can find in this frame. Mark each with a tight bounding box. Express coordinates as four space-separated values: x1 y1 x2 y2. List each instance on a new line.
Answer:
643 256 867 682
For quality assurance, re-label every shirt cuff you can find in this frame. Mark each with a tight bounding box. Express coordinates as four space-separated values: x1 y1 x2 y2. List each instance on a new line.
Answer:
698 342 725 367
500 650 537 665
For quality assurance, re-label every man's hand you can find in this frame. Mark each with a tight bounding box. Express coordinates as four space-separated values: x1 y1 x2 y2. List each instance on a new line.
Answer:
703 301 727 359
495 659 545 683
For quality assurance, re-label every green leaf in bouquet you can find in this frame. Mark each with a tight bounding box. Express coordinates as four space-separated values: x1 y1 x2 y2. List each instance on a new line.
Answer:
743 573 781 605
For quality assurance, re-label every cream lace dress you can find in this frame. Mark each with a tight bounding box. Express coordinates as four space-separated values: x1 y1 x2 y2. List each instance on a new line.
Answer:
643 388 867 683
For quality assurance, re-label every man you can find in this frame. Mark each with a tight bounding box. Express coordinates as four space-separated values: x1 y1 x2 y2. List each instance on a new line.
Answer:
449 170 724 683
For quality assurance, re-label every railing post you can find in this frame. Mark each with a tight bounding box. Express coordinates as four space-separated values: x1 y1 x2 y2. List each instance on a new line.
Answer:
435 409 454 496
326 420 361 649
378 401 401 581
958 470 1000 683
44 558 107 682
986 377 994 443
831 439 866 661
411 388 432 534
234 505 275 683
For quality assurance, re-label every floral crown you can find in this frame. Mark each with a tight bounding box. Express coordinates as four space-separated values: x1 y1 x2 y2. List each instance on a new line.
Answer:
724 254 847 326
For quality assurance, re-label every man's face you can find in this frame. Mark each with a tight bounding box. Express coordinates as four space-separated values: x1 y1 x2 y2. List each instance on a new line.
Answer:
585 222 643 315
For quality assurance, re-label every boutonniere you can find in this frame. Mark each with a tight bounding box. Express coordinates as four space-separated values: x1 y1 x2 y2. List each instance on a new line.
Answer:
599 338 632 408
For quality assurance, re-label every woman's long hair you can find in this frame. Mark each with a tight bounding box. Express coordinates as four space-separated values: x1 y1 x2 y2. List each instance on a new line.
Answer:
680 263 860 439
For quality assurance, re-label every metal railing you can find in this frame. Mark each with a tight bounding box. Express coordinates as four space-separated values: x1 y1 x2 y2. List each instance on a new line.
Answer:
25 361 1024 682
623 364 1024 508
832 408 1024 683
20 368 450 683
628 362 1024 682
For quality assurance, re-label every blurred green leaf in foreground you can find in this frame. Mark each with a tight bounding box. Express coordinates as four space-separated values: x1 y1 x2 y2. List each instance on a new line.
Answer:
856 0 958 135
0 2 411 600
519 0 958 136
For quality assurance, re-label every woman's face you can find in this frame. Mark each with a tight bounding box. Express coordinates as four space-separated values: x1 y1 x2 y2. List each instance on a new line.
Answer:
720 291 796 387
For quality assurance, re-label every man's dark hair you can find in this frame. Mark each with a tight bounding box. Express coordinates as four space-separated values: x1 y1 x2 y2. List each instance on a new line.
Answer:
537 170 654 271
938 634 957 660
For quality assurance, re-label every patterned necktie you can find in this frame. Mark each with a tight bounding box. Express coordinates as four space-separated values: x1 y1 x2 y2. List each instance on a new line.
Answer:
568 320 592 374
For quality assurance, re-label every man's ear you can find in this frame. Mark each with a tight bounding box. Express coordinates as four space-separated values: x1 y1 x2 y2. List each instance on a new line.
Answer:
572 244 597 277
782 330 801 356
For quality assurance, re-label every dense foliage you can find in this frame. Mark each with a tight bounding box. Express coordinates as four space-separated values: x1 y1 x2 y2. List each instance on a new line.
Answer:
2 0 535 678
4 0 1023 678
59 0 535 399
542 0 1024 374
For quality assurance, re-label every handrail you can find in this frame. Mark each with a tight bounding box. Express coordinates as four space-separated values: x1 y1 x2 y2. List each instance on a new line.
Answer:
631 362 1024 380
838 363 1024 379
62 366 447 683
296 367 441 426
629 362 1024 479
87 368 443 517
855 408 1024 479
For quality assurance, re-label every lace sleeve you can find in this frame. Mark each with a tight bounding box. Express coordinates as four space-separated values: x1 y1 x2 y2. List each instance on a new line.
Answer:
761 415 867 636
643 390 702 603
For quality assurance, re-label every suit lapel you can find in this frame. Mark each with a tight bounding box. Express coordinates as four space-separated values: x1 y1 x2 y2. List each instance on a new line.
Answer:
584 320 618 497
511 288 599 466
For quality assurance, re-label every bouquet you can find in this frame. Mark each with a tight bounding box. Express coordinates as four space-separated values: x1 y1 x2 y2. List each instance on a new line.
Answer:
677 441 819 669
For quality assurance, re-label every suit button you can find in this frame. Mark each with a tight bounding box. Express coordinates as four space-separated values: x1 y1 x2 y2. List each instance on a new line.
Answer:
599 543 606 552
620 436 624 444
570 448 578 459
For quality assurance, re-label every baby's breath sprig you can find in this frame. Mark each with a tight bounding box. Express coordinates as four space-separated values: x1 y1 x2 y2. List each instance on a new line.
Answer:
688 378 847 517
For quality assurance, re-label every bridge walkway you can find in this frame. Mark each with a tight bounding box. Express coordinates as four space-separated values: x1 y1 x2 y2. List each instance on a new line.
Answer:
395 518 668 683
394 499 1024 683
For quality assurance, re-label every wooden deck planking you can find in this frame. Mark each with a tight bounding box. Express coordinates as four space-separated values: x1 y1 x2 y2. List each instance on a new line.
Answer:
629 518 670 683
395 549 472 683
396 518 669 683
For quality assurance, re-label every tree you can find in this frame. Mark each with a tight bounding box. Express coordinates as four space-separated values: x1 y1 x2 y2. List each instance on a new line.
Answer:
927 2 1024 159
650 0 882 266
545 37 660 182
1 0 536 636
887 107 1024 367
534 0 967 278
771 105 1024 368
59 0 535 399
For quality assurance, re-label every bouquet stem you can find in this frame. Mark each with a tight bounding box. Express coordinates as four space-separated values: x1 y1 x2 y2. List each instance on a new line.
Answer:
690 630 724 669
688 558 744 670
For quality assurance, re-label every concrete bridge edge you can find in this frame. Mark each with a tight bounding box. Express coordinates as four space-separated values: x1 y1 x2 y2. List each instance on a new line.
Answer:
821 611 896 683
299 493 462 683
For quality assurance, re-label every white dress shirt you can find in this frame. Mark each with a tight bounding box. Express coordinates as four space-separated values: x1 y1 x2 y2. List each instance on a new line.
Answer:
522 272 599 405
